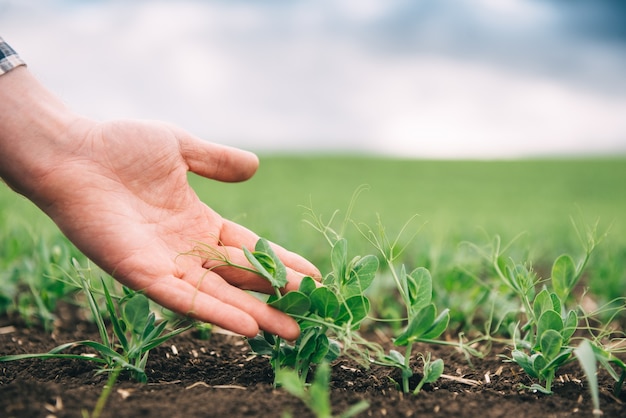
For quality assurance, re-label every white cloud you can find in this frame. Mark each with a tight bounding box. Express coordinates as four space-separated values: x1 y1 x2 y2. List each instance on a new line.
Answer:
1 0 625 158
472 0 551 22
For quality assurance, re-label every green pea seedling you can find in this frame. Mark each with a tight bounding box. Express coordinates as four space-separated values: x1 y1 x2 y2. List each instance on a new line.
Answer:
277 362 369 418
357 216 449 394
245 237 379 386
486 221 626 413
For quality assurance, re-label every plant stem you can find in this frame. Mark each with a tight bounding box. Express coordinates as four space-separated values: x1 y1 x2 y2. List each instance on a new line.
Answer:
413 377 426 395
92 366 122 418
543 371 554 394
272 336 282 387
403 344 413 394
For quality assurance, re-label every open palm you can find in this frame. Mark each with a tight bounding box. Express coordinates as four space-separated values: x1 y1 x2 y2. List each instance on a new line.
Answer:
31 119 319 340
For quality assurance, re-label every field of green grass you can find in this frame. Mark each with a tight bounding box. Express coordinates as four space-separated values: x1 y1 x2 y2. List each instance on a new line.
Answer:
191 157 624 263
2 156 625 325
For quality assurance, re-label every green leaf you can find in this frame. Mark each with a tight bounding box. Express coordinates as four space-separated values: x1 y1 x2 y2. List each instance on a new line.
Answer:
423 358 444 383
540 329 563 362
269 291 311 316
256 239 288 285
512 350 539 379
141 324 191 352
551 254 576 300
384 350 412 379
549 292 562 315
343 255 378 297
243 239 288 289
299 276 317 296
339 400 371 418
421 308 450 340
330 238 348 286
543 348 573 373
140 313 156 341
276 368 306 398
243 246 272 282
406 267 432 312
310 287 340 319
325 339 341 363
507 264 536 300
123 293 150 335
247 334 275 356
0 340 116 364
0 352 109 364
590 342 626 383
309 362 332 418
296 328 321 373
251 251 277 275
527 383 553 394
533 289 552 322
141 317 163 345
537 310 564 339
310 333 330 365
385 349 405 366
102 282 128 351
562 310 578 343
531 353 548 376
394 304 436 346
335 295 370 327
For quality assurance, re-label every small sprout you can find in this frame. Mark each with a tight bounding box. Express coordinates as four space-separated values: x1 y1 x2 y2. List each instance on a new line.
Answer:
413 354 444 395
277 362 369 418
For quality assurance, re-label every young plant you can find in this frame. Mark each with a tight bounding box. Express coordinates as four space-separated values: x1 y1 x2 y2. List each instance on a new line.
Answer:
412 352 445 395
0 229 85 330
508 287 577 393
484 220 624 396
356 216 449 394
0 260 192 417
245 237 379 385
574 324 626 416
277 362 369 418
489 247 580 394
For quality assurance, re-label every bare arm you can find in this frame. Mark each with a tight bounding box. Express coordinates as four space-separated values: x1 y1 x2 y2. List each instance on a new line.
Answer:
0 65 320 340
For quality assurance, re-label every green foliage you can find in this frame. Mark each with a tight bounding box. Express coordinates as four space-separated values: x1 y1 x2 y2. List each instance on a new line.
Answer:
575 340 602 416
0 261 193 418
3 158 626 412
190 156 626 289
246 238 378 386
487 221 626 398
277 362 369 418
413 353 445 395
0 260 192 382
575 339 626 417
0 225 85 330
498 259 578 393
356 217 449 394
243 239 288 290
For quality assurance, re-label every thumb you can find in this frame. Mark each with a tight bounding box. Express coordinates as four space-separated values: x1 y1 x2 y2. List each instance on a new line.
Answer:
176 129 259 182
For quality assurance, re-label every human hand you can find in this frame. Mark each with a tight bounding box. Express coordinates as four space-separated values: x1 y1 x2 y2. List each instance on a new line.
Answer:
0 68 319 340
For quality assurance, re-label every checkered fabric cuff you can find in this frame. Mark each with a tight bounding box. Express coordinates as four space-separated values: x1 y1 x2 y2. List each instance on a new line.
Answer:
0 37 27 75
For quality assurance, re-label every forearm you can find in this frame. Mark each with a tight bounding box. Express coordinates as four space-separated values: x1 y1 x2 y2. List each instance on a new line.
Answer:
0 65 83 201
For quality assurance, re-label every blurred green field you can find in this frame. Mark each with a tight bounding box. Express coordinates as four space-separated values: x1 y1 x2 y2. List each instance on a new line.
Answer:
190 156 625 268
1 156 625 322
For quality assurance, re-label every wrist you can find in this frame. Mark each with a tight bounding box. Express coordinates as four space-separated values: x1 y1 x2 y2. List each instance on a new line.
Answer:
0 66 87 200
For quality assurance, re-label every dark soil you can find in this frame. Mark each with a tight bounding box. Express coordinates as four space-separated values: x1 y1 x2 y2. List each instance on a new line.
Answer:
1 310 625 418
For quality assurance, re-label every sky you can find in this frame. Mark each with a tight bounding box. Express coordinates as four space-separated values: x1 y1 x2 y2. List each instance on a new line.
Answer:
2 0 626 158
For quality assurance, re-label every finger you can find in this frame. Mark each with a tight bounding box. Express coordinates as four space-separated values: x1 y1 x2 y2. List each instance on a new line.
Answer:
176 129 259 182
144 275 259 337
182 267 301 339
220 219 322 280
145 272 300 340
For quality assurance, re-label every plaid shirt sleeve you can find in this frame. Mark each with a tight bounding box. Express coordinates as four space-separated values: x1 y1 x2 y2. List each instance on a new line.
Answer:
0 37 26 75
